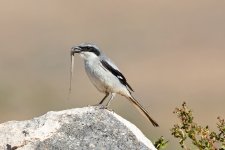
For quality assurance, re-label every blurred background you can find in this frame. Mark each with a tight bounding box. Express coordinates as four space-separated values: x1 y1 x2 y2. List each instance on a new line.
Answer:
0 0 225 149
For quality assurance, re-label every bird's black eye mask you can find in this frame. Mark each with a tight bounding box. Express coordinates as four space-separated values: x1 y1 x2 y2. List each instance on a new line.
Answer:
80 46 100 56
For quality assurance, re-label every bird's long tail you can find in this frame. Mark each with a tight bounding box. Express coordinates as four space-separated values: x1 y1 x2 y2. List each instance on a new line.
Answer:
128 95 159 127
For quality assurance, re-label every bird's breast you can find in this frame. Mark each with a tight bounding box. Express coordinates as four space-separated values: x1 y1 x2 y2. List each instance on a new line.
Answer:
84 60 107 92
84 60 122 93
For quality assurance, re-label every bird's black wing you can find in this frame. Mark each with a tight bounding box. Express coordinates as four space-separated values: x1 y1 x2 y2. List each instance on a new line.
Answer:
101 60 134 92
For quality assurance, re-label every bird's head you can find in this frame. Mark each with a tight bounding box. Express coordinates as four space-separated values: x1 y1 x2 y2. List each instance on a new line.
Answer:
71 43 101 60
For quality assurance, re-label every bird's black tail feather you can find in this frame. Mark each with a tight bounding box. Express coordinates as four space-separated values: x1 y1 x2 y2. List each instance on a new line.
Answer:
128 95 159 127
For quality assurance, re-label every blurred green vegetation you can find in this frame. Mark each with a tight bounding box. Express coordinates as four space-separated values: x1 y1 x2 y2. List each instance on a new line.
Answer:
171 102 225 149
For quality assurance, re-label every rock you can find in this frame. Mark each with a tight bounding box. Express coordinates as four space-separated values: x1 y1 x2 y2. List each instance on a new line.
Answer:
0 106 156 150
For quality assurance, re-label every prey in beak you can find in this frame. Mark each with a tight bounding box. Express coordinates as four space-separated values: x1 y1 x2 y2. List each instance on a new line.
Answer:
68 46 82 100
71 46 82 56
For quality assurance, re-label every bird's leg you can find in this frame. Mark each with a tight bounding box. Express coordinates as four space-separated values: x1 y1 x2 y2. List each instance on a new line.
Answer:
105 93 116 107
98 93 109 105
91 93 109 108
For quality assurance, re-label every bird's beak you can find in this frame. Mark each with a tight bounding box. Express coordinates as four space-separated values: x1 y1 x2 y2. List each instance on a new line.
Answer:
71 46 82 56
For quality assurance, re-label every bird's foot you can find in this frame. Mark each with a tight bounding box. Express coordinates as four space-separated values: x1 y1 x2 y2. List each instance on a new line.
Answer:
100 105 114 112
90 104 114 112
87 103 102 107
98 104 108 109
90 103 107 109
107 108 114 113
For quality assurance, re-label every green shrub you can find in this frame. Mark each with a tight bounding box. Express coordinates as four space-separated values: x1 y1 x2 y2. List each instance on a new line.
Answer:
171 102 224 150
154 102 224 150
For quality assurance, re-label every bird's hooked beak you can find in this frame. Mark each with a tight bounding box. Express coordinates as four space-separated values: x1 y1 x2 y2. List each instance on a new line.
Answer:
71 46 82 56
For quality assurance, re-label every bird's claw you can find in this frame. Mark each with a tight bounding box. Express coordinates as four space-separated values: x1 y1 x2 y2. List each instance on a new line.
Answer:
88 103 114 112
99 105 114 112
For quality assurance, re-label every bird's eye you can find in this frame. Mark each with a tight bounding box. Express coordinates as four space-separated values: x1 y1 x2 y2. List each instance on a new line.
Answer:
86 47 90 50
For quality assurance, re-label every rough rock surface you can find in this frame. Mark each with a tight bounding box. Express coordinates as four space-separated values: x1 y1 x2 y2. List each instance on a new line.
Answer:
0 106 156 150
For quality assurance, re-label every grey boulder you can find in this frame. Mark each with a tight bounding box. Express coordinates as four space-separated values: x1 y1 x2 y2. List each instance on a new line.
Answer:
0 106 156 150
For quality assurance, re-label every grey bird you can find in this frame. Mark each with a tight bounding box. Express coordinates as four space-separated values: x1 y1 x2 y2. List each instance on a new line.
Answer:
71 43 159 127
